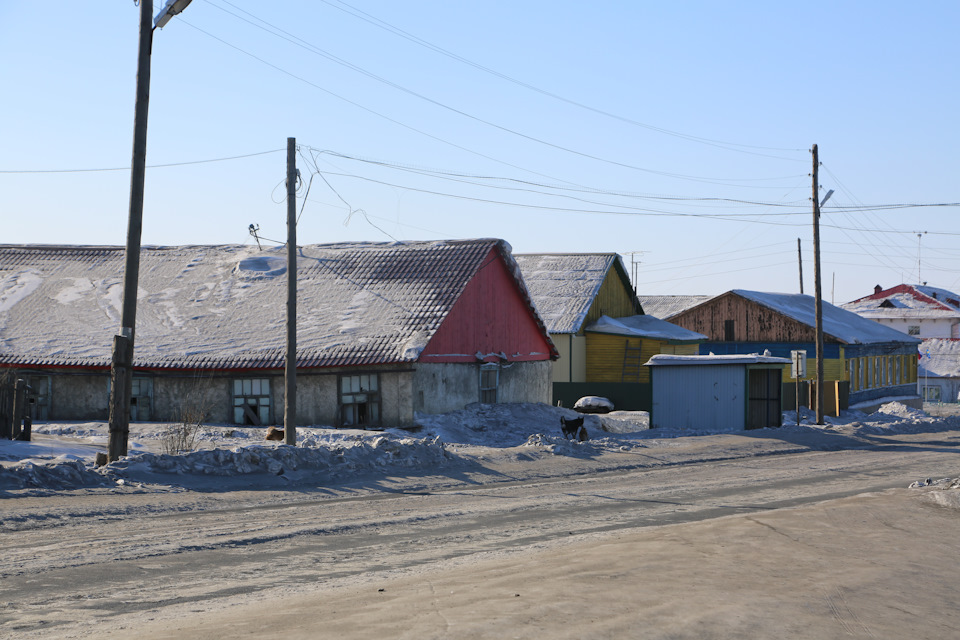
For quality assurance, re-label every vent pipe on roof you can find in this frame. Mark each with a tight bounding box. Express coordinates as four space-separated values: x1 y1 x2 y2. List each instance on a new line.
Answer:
874 284 882 294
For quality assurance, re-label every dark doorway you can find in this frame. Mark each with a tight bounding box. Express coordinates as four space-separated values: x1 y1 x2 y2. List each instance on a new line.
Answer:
747 368 782 429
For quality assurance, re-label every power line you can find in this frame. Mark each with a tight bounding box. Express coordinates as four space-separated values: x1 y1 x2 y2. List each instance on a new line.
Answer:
313 0 806 158
200 2 807 184
308 170 815 221
309 148 810 203
0 149 285 174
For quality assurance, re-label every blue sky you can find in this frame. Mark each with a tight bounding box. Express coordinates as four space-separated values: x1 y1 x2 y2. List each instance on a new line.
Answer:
2 1 957 304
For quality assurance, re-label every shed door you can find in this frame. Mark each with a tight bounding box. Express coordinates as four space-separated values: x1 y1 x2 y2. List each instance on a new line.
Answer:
747 369 782 429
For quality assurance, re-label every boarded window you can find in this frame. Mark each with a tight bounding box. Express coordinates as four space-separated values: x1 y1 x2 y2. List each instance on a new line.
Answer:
24 375 51 420
339 374 380 427
130 377 153 422
233 378 271 425
479 364 499 403
908 325 920 336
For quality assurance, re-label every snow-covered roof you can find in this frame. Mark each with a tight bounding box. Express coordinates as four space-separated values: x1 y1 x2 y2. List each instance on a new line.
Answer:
585 314 708 343
730 290 922 346
514 253 633 334
636 295 713 319
0 239 542 369
645 353 792 366
842 284 960 319
918 338 960 379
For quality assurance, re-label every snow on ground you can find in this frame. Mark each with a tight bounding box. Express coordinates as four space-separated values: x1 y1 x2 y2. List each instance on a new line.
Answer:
3 401 960 495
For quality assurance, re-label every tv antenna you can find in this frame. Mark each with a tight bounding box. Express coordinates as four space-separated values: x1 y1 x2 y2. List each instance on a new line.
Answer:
915 231 927 284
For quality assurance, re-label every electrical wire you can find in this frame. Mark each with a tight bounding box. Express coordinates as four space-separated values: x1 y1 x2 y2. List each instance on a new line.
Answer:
0 149 285 174
199 2 808 183
312 0 807 158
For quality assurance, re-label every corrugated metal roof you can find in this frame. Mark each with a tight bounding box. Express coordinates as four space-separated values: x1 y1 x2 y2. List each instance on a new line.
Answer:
636 295 714 319
842 284 960 318
0 239 538 370
585 314 708 343
732 290 922 346
513 253 621 334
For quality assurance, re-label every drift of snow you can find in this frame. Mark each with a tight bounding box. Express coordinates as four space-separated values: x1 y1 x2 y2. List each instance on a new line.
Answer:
3 401 960 496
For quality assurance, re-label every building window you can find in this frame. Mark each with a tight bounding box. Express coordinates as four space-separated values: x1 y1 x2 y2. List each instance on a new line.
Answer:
340 374 380 427
130 377 153 422
724 320 736 342
479 363 499 403
894 357 901 385
233 378 271 425
23 375 51 420
908 325 920 336
849 360 857 392
923 386 941 402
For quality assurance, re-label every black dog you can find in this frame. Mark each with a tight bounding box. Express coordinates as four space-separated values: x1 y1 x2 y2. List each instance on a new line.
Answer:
560 416 589 441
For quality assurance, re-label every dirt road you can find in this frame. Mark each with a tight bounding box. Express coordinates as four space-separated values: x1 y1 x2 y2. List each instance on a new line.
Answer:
3 430 960 638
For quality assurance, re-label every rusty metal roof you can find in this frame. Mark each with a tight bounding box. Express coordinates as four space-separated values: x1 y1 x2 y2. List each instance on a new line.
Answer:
0 239 540 370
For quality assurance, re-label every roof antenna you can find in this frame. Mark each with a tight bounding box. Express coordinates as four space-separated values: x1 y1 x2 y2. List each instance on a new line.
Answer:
249 224 262 250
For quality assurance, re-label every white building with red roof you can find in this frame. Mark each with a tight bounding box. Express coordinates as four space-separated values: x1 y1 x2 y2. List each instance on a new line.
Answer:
841 284 960 340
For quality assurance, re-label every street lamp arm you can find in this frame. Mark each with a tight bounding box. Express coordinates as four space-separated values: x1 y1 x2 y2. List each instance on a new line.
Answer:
155 0 193 29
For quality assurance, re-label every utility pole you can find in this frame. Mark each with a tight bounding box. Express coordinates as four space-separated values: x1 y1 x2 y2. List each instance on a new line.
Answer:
106 0 193 461
108 0 154 461
797 238 804 294
812 144 825 425
284 138 297 446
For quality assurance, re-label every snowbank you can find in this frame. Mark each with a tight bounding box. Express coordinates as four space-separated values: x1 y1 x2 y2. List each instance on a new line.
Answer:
3 401 959 495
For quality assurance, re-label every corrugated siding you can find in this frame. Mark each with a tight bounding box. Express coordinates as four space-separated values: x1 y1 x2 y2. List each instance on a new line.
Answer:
651 365 746 431
586 335 664 383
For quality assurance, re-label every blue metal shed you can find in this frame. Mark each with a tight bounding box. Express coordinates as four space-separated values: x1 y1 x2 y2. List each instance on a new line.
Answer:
647 354 792 431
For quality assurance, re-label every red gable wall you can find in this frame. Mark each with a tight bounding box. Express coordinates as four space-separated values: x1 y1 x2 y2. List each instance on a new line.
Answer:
419 247 554 363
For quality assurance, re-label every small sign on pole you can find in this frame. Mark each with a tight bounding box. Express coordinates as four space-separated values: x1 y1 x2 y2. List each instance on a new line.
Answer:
791 350 807 379
791 350 807 426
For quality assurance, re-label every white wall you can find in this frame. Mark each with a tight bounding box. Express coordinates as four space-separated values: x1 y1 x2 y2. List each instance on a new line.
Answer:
551 334 587 383
875 317 957 339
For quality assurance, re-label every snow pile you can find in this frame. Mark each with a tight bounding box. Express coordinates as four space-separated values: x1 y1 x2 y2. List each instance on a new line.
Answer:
521 433 597 457
5 400 960 495
909 476 960 510
106 435 452 483
412 402 632 446
574 396 614 413
782 402 960 437
0 458 109 490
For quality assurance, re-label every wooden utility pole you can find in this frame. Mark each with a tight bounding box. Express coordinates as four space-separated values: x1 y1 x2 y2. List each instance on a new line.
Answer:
812 144 825 425
797 238 804 294
109 0 153 461
284 137 297 446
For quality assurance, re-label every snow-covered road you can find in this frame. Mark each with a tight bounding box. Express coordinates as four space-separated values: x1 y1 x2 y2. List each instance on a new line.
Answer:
3 404 959 638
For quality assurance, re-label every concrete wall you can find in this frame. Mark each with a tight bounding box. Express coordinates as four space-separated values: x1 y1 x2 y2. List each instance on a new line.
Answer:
413 360 552 415
497 360 552 405
26 361 547 427
152 375 231 423
49 374 109 420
